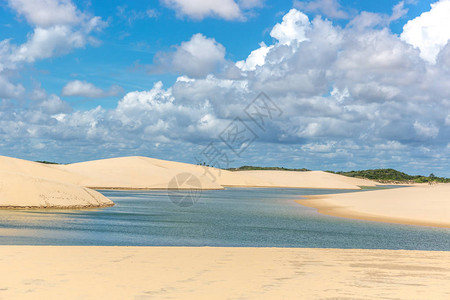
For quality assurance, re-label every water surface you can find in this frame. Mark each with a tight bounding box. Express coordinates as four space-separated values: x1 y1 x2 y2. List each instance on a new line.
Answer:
0 188 448 250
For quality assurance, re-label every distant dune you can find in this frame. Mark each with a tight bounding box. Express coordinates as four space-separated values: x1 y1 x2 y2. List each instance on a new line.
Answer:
55 156 379 190
297 183 450 228
233 170 378 189
54 156 224 190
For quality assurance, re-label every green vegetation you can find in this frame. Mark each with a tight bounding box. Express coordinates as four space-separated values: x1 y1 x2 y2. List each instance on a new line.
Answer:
327 169 450 184
227 166 449 183
35 161 60 165
227 166 310 171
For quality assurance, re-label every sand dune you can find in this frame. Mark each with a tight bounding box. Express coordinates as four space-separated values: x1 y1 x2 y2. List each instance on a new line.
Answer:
0 246 448 299
54 156 224 190
0 155 85 185
0 155 379 191
234 170 378 189
298 183 450 228
0 171 113 208
141 158 273 187
57 156 271 189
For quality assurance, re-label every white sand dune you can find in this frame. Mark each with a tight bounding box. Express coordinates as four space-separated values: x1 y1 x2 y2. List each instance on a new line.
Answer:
234 170 378 189
298 183 450 228
0 155 379 191
0 171 113 208
0 246 448 299
54 156 224 189
0 155 85 185
141 157 273 187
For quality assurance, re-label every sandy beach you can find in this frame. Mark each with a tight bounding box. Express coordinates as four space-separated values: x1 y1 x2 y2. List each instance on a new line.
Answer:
297 183 450 228
0 246 448 299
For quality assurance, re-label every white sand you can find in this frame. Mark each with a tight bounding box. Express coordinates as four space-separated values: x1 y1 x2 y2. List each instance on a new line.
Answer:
0 155 85 185
54 156 224 189
0 171 113 208
298 183 450 228
0 246 448 299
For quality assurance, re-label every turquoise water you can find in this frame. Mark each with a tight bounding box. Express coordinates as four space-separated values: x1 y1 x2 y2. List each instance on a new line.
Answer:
0 188 448 250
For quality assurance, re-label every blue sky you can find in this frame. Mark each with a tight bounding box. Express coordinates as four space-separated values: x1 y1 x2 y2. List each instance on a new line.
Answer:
0 0 449 176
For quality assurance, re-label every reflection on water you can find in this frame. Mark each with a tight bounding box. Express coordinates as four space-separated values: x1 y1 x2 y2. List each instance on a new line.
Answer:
0 188 448 250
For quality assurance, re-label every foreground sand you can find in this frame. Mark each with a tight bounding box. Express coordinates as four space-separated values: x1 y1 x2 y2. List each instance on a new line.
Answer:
298 183 450 228
0 246 448 299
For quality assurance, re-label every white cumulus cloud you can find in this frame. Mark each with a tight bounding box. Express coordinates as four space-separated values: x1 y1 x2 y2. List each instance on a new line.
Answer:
150 33 226 78
236 42 273 71
401 0 450 63
270 9 310 45
3 0 106 65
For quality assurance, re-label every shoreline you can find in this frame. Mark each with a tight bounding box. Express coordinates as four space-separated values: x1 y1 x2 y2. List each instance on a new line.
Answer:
296 184 450 228
297 195 450 228
0 202 115 210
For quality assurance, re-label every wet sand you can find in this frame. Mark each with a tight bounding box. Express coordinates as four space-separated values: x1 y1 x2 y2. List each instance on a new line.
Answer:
0 246 448 299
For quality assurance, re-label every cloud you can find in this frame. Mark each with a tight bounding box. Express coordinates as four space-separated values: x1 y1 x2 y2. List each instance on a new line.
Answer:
62 80 123 98
235 42 273 71
414 121 439 139
389 1 409 22
3 0 106 65
150 33 226 78
270 9 310 45
0 0 106 103
161 0 242 20
8 0 81 27
0 75 25 99
294 0 349 19
10 21 104 63
401 0 450 63
38 94 72 114
116 5 159 25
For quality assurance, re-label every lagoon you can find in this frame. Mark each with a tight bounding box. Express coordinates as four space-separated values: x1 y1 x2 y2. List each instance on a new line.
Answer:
0 188 448 250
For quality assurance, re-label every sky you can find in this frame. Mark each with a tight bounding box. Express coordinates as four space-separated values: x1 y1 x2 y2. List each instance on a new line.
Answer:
0 0 449 176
